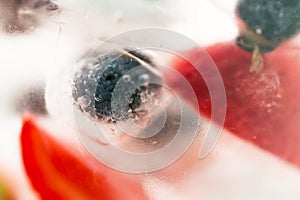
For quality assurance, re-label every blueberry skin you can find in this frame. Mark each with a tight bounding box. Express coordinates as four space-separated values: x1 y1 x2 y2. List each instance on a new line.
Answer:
72 50 161 121
236 0 300 52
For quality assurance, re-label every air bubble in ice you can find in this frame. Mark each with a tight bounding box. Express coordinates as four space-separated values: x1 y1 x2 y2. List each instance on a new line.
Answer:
122 74 131 82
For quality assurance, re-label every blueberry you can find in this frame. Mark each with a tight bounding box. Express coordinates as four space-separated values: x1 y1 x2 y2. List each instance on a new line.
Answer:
236 0 300 52
72 49 161 122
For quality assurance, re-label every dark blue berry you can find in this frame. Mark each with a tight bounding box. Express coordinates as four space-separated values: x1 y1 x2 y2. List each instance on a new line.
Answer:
72 49 161 121
236 0 300 52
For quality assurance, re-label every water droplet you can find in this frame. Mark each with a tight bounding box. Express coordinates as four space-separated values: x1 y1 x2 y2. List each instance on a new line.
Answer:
139 74 150 84
265 103 272 108
77 95 91 109
256 28 262 35
122 74 131 82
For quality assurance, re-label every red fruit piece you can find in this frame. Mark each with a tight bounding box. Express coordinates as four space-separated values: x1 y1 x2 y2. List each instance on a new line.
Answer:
169 41 300 168
20 113 148 200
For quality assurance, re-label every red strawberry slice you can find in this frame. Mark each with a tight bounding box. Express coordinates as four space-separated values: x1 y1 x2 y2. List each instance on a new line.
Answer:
20 113 148 200
169 41 300 168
